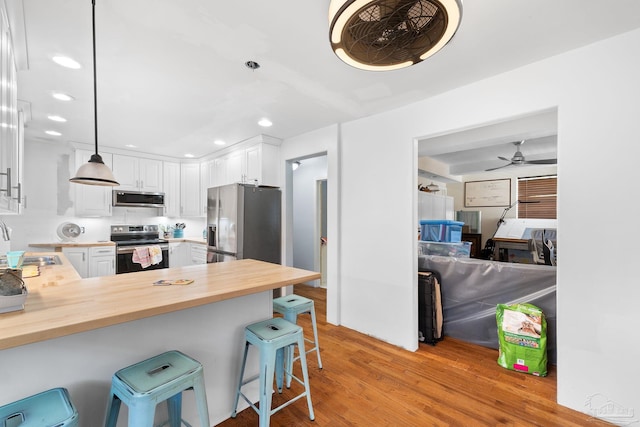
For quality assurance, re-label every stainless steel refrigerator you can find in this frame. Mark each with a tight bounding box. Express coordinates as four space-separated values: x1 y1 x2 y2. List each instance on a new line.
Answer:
206 183 281 264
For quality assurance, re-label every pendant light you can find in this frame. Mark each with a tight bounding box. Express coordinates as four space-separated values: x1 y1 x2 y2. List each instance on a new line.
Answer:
70 0 119 186
329 0 463 71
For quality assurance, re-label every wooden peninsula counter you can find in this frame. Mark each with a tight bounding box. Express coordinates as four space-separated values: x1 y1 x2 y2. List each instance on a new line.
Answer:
0 253 320 426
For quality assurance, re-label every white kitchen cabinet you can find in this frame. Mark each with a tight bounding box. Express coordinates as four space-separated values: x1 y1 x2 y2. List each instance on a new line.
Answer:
189 242 207 265
62 247 89 278
74 149 113 217
180 163 202 217
244 143 279 186
64 245 115 278
169 241 189 267
199 160 216 216
89 245 115 277
112 155 163 192
225 150 245 185
212 157 226 188
162 161 180 217
0 10 23 215
418 192 454 221
212 142 280 187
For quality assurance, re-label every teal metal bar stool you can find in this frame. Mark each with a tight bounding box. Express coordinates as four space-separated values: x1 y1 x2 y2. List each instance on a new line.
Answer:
273 294 323 388
0 387 79 427
231 317 314 427
104 350 210 427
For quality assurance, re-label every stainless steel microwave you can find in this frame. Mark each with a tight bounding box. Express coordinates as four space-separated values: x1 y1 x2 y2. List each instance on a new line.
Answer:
112 190 165 208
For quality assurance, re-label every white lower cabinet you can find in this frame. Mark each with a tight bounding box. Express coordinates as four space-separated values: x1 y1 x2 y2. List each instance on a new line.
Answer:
62 247 89 278
89 246 115 277
63 245 115 278
189 243 207 265
169 242 189 267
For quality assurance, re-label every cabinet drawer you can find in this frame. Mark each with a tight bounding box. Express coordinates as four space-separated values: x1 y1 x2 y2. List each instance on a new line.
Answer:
89 246 116 256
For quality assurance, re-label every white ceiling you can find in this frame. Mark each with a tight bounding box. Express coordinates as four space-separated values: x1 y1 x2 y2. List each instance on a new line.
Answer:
10 0 640 161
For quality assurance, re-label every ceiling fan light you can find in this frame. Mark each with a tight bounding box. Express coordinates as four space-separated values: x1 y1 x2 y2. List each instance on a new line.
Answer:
329 0 463 71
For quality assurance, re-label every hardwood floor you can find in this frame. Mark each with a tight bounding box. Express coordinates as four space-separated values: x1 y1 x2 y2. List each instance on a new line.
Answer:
217 285 610 426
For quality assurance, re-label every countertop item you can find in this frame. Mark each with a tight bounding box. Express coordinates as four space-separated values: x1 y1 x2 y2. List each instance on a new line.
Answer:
56 222 83 242
0 256 320 350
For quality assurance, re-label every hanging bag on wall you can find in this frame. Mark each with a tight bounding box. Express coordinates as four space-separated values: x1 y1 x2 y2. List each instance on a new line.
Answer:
496 302 547 376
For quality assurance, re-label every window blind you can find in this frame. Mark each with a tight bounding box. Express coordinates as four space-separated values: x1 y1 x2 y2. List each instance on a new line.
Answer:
517 175 557 219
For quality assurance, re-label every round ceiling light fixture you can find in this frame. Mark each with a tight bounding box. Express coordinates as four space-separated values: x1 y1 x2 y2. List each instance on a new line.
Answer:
329 0 462 71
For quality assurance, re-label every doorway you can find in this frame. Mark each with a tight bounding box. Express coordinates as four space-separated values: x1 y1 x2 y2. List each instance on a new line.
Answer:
290 154 328 287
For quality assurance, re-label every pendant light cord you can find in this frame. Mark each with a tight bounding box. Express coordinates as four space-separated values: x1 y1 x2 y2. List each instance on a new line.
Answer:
92 0 99 156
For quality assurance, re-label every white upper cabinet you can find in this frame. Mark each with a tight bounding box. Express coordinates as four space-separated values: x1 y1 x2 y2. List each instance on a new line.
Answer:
225 150 245 185
418 191 454 221
245 143 279 186
75 149 113 217
162 161 180 217
112 155 163 192
210 141 280 188
180 163 201 217
0 8 23 214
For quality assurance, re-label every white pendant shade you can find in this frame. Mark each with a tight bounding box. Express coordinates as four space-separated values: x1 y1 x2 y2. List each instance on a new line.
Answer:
70 154 119 186
68 0 118 187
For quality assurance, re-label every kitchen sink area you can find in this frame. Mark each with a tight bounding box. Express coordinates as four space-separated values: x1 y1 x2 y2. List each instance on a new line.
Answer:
0 255 62 268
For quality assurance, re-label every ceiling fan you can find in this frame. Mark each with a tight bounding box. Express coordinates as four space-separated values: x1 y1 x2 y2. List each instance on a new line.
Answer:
485 140 557 171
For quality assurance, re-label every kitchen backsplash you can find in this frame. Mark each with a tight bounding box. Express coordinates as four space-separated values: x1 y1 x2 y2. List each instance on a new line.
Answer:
2 211 206 252
1 141 206 252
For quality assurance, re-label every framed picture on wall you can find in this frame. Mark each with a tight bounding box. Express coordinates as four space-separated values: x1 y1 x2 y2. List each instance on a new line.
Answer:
464 178 511 207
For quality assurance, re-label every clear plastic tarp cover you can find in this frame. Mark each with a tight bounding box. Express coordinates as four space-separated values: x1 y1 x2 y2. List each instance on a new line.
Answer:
418 255 557 363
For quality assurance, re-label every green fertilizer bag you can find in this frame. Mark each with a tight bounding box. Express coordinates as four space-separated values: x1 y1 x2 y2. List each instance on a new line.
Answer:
496 303 547 376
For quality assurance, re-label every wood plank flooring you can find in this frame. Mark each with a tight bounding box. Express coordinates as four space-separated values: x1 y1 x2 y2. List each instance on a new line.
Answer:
217 285 610 426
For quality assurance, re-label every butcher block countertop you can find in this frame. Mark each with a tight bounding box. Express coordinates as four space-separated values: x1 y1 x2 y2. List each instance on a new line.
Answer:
30 241 116 248
0 254 320 350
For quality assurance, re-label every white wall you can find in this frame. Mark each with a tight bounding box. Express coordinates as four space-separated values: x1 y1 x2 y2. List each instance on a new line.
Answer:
292 155 327 285
281 29 640 420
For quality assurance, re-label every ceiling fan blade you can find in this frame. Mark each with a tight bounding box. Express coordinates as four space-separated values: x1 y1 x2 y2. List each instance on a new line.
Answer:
497 156 511 162
485 163 512 172
524 159 557 165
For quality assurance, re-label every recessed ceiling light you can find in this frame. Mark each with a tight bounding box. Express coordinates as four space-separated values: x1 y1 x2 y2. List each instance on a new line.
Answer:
125 144 137 148
45 130 62 136
47 115 67 122
214 140 226 146
258 118 272 127
51 92 75 101
184 153 195 158
52 56 81 69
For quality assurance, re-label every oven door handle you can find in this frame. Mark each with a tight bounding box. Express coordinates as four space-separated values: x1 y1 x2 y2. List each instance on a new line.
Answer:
117 244 169 255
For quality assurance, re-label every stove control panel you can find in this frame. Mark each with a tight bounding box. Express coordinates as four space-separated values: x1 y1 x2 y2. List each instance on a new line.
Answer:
110 224 159 235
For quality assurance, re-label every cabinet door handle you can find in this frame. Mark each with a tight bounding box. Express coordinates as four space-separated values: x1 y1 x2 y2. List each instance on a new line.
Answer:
0 168 11 197
82 253 86 261
12 183 21 203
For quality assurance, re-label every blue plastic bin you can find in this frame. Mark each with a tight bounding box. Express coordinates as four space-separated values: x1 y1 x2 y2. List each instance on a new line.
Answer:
419 220 464 243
